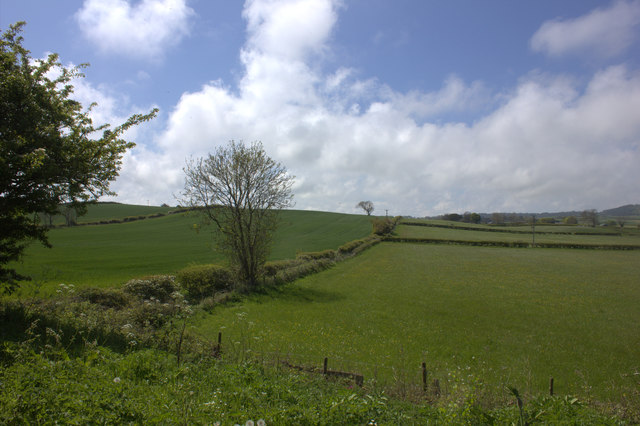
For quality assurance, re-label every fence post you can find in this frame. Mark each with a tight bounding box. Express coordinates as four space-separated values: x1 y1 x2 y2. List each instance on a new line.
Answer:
323 357 328 375
549 377 554 396
422 362 428 392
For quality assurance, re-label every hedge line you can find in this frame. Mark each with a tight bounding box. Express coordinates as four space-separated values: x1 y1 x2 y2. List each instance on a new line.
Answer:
384 236 640 250
400 221 622 236
263 235 382 286
172 235 383 301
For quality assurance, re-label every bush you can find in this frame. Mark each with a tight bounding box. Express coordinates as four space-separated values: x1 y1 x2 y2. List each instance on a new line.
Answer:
262 259 303 277
176 264 233 300
77 287 130 309
372 218 393 235
123 275 179 303
296 249 337 261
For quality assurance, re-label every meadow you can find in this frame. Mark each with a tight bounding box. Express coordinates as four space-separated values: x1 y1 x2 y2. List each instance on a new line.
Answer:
4 204 640 422
395 223 640 246
194 243 640 405
13 207 372 294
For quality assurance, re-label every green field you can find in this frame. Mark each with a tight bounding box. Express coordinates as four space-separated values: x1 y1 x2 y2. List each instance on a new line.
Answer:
13 208 372 294
193 243 640 403
7 205 640 418
41 202 177 226
395 223 640 246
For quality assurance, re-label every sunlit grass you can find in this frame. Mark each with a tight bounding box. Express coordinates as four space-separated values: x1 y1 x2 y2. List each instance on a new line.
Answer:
194 243 640 404
13 209 372 294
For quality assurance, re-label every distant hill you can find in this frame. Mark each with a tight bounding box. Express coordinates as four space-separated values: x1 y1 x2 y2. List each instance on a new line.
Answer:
430 204 640 221
601 204 640 217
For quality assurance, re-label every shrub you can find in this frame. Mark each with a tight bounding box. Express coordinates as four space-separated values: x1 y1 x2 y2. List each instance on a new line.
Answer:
123 275 178 303
262 259 303 277
338 236 381 255
296 249 337 261
176 264 233 300
77 287 130 309
372 218 395 235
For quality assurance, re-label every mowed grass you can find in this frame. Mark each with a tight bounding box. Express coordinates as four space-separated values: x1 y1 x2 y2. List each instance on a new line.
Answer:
194 243 640 403
13 209 372 294
395 224 640 246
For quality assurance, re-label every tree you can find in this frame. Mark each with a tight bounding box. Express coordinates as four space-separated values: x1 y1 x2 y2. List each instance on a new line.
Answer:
357 200 374 216
0 22 158 293
182 141 294 289
581 209 599 227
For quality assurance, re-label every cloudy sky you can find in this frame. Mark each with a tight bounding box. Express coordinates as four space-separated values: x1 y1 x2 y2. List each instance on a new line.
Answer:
2 0 640 216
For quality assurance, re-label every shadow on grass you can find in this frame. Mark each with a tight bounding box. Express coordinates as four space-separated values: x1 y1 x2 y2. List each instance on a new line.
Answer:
250 283 345 304
0 300 130 358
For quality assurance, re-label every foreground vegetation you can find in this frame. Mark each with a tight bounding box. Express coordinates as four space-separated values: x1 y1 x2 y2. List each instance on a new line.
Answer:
0 281 623 424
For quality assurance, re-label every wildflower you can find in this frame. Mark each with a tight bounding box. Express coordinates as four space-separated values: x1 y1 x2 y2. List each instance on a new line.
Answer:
257 420 266 426
113 377 121 383
246 421 255 426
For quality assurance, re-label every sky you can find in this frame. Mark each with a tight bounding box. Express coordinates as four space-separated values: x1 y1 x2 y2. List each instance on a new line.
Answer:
2 0 640 216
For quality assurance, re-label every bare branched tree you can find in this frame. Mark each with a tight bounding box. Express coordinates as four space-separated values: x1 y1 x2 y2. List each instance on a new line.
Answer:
182 141 294 288
357 200 374 216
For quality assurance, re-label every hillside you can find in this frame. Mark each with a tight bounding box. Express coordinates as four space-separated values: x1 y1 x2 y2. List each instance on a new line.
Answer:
601 204 640 217
14 205 373 293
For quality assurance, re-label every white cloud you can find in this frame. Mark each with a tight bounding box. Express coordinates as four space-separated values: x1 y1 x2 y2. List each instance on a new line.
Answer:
531 0 640 58
75 0 194 59
110 0 640 215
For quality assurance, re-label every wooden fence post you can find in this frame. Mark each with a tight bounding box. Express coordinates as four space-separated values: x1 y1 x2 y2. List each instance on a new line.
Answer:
213 331 222 357
433 379 440 397
549 377 554 396
422 362 428 392
323 357 328 375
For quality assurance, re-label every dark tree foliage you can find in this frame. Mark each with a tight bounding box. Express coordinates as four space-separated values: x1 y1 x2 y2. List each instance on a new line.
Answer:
581 209 599 227
182 141 294 288
0 22 157 293
357 200 374 216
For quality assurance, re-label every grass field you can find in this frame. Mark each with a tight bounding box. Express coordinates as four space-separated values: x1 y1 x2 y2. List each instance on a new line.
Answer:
193 242 640 405
13 208 372 295
9 206 640 416
42 202 177 226
395 223 640 246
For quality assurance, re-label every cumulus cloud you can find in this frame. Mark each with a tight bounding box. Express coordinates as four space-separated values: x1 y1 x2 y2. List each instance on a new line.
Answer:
75 0 194 59
112 0 640 215
531 0 640 58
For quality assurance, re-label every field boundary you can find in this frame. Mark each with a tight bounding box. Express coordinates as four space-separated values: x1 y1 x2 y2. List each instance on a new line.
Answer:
401 221 622 236
384 236 640 250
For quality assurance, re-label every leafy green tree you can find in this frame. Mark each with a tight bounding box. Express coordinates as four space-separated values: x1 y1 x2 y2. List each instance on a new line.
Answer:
182 141 294 289
0 22 157 293
470 212 482 224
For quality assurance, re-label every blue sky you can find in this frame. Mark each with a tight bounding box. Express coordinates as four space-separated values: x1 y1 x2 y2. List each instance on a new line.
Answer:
2 0 639 216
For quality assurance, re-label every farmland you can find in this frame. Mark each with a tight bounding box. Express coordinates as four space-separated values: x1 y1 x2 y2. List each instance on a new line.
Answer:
12 206 372 295
194 242 640 403
3 203 640 423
